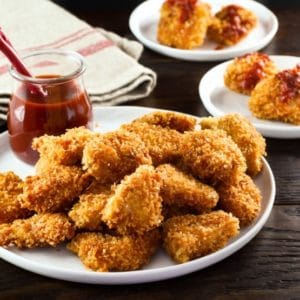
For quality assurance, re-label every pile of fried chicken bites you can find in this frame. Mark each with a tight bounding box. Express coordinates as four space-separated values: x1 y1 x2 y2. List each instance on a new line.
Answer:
0 111 266 272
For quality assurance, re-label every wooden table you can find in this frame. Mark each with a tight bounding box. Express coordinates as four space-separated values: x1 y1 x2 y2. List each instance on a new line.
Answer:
1 4 299 299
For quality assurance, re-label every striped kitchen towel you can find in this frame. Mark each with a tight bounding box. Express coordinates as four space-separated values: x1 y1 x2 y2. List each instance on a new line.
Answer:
0 0 156 120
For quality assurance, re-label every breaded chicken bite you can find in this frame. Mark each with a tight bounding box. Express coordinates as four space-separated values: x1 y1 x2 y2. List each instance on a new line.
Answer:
157 0 211 49
208 5 257 47
122 122 183 166
67 230 161 272
249 65 300 125
32 127 96 166
20 165 91 213
69 182 113 231
163 211 239 263
0 213 75 248
224 52 277 95
201 114 266 176
216 173 262 226
132 111 197 132
102 165 163 235
181 130 247 185
0 172 31 224
82 130 152 184
157 164 219 212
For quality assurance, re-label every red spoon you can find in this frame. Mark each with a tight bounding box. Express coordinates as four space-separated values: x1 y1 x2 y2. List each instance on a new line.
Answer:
0 27 45 96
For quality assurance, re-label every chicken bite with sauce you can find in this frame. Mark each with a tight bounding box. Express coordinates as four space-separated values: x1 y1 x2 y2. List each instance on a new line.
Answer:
208 4 257 48
249 65 300 125
157 0 211 49
224 52 277 95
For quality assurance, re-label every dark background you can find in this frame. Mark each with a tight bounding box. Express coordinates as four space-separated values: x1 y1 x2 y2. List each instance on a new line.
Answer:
53 0 300 10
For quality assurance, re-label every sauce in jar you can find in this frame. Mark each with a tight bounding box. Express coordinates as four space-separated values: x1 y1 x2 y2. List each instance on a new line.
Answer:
8 74 92 165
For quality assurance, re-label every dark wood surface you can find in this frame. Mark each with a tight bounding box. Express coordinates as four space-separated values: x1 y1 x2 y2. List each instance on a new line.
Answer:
1 3 300 300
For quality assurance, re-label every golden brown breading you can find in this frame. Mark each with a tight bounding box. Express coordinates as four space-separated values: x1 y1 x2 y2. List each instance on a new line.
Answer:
224 52 277 95
67 230 161 272
208 5 257 47
181 130 247 185
0 172 31 224
163 211 239 263
157 0 211 49
82 130 152 184
201 114 266 176
0 213 75 248
157 164 219 212
249 65 300 125
132 111 197 132
216 173 262 226
20 165 91 213
102 165 163 235
162 204 198 219
68 181 113 231
122 122 183 166
32 127 96 166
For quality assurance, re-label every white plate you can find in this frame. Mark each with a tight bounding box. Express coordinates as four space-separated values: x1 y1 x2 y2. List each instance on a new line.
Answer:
129 0 278 61
199 55 300 139
0 106 275 285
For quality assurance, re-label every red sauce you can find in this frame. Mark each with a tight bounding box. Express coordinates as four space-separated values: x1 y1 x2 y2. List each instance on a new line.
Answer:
238 53 271 90
8 75 93 165
276 64 300 103
167 0 197 22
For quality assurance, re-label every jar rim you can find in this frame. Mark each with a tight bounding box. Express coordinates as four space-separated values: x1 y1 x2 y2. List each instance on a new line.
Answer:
9 49 86 84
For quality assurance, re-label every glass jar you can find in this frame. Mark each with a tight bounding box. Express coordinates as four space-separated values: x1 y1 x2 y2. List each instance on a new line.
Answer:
8 50 93 165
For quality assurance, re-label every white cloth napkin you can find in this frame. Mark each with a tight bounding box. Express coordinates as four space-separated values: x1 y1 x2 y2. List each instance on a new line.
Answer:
0 0 157 120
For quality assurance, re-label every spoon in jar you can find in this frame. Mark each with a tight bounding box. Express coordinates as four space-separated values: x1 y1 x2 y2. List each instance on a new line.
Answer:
0 27 45 96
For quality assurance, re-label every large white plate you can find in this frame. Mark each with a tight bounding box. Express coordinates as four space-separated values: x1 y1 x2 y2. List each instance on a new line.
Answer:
0 106 275 284
129 0 278 61
199 55 300 139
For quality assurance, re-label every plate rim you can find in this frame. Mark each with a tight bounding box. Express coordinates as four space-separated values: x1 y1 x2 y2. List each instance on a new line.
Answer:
199 55 300 138
129 0 279 61
0 106 276 284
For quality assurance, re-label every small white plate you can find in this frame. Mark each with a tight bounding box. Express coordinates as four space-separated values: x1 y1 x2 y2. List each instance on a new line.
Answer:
0 106 275 284
199 55 300 139
129 0 278 61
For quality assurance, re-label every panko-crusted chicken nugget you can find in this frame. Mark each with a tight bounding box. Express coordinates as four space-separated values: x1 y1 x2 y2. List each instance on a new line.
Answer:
181 130 246 185
216 173 262 226
132 111 196 132
122 122 183 166
157 0 211 50
82 130 152 184
20 165 91 213
224 52 277 95
208 5 257 47
67 230 161 272
0 172 30 224
102 165 163 235
69 182 113 230
249 65 300 125
0 213 75 248
163 211 239 263
32 127 96 166
201 114 266 176
157 164 219 212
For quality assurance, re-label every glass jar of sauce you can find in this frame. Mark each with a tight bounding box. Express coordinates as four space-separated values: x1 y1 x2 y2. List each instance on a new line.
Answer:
8 50 93 165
